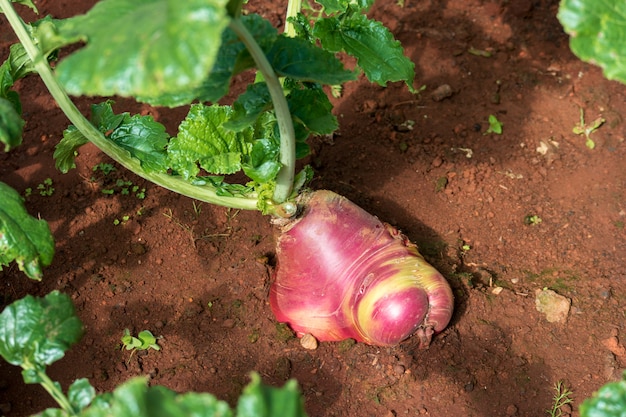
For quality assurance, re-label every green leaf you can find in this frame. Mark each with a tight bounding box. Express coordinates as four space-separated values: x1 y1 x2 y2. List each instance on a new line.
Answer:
0 291 83 370
0 97 24 152
53 126 89 173
288 87 338 135
90 102 169 173
80 377 233 417
242 139 281 183
268 36 356 85
68 378 96 412
226 82 273 132
558 0 626 84
236 373 307 417
580 373 626 417
313 13 415 90
54 0 230 100
0 181 54 280
315 0 374 14
168 104 252 179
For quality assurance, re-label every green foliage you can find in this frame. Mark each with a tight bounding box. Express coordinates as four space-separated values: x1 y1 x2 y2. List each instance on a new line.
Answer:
121 329 160 361
572 107 604 150
484 114 503 135
0 181 54 280
546 381 573 417
0 291 308 417
580 373 626 417
558 0 626 85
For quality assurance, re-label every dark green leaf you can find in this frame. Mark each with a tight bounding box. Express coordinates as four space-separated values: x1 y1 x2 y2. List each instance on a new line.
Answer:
236 373 307 417
288 87 338 135
0 181 54 280
558 0 626 84
268 36 356 85
0 291 83 369
168 104 253 178
53 126 89 173
580 373 626 417
0 97 24 152
68 378 96 412
313 14 415 90
226 82 273 132
55 0 230 100
90 102 169 173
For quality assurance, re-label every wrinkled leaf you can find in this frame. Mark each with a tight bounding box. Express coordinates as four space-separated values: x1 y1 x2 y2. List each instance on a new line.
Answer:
0 182 54 280
268 36 356 85
226 82 273 132
55 0 230 100
236 373 308 417
313 13 415 90
53 126 89 173
0 291 83 370
242 138 281 183
558 0 626 84
168 104 252 179
580 373 626 417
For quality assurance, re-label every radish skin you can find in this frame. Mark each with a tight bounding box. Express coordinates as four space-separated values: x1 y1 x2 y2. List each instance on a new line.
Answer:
270 190 454 347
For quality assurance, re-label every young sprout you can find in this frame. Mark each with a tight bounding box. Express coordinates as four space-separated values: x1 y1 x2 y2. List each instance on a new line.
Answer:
121 329 161 362
546 380 573 417
573 107 604 149
484 114 503 135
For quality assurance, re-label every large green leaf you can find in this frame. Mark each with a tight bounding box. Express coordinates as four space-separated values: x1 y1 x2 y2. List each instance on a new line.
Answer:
288 87 338 135
0 291 82 370
558 0 626 84
315 0 374 14
0 181 54 280
580 373 626 417
313 13 415 90
54 0 230 100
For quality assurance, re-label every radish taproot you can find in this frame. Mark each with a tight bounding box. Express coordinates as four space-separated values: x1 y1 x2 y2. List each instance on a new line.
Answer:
270 190 454 347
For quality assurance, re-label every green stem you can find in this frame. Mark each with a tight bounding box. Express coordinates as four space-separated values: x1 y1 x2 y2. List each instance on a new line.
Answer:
228 18 296 203
0 0 259 211
285 0 302 37
22 361 77 415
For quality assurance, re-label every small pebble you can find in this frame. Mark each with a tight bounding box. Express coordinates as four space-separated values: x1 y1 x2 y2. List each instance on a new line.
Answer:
300 333 319 350
506 404 518 416
222 318 236 328
431 84 454 101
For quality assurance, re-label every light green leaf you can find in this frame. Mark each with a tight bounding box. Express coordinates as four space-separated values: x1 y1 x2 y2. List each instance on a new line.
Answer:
168 104 253 179
313 13 415 91
55 0 230 100
558 0 626 84
68 378 96 412
580 372 626 417
53 126 89 173
236 373 307 417
268 36 356 85
242 139 281 183
0 181 54 280
0 291 83 370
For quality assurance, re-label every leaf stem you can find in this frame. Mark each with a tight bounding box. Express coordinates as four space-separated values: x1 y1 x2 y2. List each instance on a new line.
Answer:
285 0 302 37
229 18 296 203
22 360 77 415
0 0 260 211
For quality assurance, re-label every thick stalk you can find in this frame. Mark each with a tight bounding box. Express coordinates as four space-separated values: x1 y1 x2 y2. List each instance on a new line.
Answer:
228 19 296 203
0 1 259 211
284 0 302 37
22 361 77 415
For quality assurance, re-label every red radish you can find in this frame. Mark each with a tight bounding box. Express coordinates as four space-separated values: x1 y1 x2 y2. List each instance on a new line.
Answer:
270 190 454 347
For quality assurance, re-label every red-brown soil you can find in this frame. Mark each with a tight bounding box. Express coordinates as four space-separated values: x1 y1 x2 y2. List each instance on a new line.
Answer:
1 1 625 416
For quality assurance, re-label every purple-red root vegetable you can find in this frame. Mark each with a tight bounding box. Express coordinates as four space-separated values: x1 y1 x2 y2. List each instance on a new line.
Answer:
269 190 454 347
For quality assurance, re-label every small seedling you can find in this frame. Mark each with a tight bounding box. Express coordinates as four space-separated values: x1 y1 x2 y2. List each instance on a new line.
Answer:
113 215 130 225
37 178 54 196
92 162 116 175
484 114 503 135
524 214 543 225
573 107 604 149
546 380 573 417
121 329 160 361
